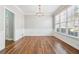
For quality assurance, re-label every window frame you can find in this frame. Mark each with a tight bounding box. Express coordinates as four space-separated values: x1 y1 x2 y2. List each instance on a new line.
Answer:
55 5 79 38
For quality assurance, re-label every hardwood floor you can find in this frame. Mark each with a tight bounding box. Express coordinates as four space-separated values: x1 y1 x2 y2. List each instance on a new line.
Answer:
5 40 14 47
0 36 79 54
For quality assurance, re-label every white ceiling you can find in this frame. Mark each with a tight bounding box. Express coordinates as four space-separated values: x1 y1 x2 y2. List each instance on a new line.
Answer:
17 5 60 15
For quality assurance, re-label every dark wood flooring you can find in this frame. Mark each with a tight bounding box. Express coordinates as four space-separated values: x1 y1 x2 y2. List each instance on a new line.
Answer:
0 36 79 54
5 40 14 47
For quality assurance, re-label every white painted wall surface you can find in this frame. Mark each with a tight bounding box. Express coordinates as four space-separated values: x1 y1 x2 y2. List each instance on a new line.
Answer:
24 15 53 36
0 5 24 51
0 6 5 50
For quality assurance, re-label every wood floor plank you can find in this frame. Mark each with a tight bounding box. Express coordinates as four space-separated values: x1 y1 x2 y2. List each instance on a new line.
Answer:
0 36 79 54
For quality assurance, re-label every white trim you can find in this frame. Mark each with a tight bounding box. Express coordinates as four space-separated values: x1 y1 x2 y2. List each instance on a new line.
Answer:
55 31 79 39
3 6 5 48
4 6 16 14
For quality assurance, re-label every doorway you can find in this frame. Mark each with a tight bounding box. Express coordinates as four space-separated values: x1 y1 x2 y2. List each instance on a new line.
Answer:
5 9 14 47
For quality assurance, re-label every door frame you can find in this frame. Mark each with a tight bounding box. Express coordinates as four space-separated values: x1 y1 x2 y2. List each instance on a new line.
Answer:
4 7 15 42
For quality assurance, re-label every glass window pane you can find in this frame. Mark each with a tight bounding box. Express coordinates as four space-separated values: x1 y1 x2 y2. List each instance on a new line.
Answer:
74 6 79 27
67 7 72 18
60 23 66 28
60 10 66 23
67 6 75 23
74 5 79 15
55 24 60 32
68 28 78 37
74 19 79 27
67 21 74 28
60 23 66 33
55 15 60 24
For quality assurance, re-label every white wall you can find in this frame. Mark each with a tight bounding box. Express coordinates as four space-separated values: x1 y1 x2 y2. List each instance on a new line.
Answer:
24 15 53 36
0 5 24 51
5 5 24 41
0 6 5 50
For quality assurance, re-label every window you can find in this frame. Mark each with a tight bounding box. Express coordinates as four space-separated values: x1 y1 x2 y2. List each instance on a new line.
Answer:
60 23 66 33
74 19 79 26
68 29 78 37
55 14 60 24
67 6 79 37
67 21 74 28
74 6 79 27
74 6 79 37
67 6 74 19
60 10 67 33
55 5 79 38
60 10 66 23
55 14 60 32
56 24 60 32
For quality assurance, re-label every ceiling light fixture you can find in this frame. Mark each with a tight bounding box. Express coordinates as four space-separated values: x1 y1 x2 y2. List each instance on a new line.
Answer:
36 5 44 16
